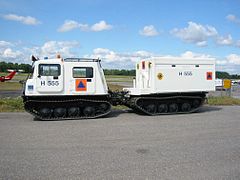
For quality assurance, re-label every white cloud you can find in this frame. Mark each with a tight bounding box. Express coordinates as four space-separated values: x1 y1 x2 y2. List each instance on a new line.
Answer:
87 49 240 73
84 48 154 68
0 47 23 64
57 20 89 32
58 20 80 32
236 40 240 48
36 41 80 58
181 51 212 58
3 14 41 25
1 41 240 73
0 40 25 62
92 48 117 62
216 34 233 45
91 49 214 64
226 14 240 24
91 21 112 31
180 52 240 73
28 40 80 57
216 60 228 65
0 40 80 64
196 41 207 47
171 21 218 46
90 48 153 63
85 49 217 69
226 54 240 65
0 40 13 48
170 21 240 48
139 25 159 37
58 20 112 32
2 48 23 58
216 54 240 74
135 50 154 58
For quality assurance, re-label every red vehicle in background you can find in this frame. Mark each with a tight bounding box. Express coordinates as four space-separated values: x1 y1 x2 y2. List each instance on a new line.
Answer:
0 70 17 82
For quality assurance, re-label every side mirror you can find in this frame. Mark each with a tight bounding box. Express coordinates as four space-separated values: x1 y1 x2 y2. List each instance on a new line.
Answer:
31 55 38 62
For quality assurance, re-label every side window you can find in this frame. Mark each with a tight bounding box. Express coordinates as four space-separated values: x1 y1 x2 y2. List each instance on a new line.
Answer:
39 64 60 76
73 67 93 78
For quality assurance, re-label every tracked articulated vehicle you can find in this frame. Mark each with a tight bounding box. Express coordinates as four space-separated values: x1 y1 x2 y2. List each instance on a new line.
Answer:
22 55 215 120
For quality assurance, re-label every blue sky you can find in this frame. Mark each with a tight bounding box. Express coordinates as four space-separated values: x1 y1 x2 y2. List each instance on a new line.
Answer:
0 0 240 73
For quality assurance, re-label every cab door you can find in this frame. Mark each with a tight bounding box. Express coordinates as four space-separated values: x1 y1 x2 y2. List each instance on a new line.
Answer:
73 67 95 94
139 61 151 89
36 64 64 93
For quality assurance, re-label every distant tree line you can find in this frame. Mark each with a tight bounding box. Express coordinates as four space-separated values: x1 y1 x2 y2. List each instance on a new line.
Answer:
103 69 136 76
216 71 240 79
0 61 240 78
0 61 32 73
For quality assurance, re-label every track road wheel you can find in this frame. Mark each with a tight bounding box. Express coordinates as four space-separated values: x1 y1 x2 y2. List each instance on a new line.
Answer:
146 104 157 114
68 107 80 117
169 103 178 113
99 103 108 112
181 102 191 112
83 106 95 117
192 99 200 108
54 108 67 118
158 104 168 113
39 108 52 118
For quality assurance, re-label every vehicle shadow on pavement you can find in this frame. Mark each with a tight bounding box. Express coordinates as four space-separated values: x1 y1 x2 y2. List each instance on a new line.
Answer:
109 106 223 117
106 109 132 118
197 106 222 113
33 106 222 121
33 109 129 121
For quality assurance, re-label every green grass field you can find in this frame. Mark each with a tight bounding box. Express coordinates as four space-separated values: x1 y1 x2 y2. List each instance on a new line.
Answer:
0 97 24 112
105 75 134 83
208 96 240 105
0 82 23 91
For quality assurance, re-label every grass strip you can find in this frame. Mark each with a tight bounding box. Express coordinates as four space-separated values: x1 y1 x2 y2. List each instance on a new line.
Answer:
0 82 23 91
207 96 240 105
0 97 24 112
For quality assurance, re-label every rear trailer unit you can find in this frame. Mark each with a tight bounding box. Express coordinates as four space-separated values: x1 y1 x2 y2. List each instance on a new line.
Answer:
123 57 215 115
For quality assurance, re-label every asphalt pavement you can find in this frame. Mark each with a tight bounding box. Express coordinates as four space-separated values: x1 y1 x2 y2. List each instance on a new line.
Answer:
0 90 22 98
0 106 240 179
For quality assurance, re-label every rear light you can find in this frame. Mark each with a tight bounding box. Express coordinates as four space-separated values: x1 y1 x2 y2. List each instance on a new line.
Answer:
142 61 145 69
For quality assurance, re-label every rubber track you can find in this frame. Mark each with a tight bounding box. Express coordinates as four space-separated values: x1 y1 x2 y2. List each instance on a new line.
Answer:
129 96 205 115
24 98 111 120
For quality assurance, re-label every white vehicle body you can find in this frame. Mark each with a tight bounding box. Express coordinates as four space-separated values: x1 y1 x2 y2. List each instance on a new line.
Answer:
125 57 215 95
23 56 216 120
25 58 108 96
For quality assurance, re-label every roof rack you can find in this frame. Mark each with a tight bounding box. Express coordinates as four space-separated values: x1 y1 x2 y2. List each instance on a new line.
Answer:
64 58 101 62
